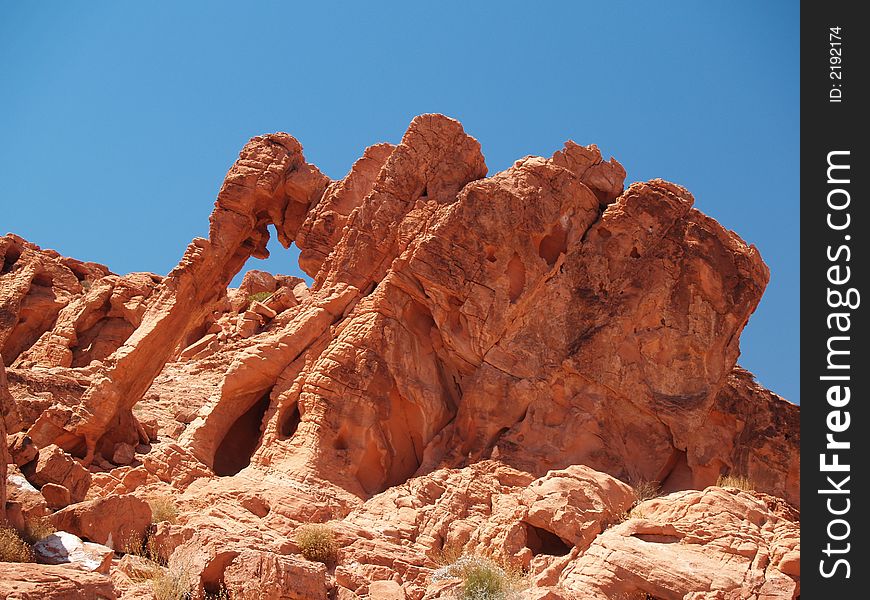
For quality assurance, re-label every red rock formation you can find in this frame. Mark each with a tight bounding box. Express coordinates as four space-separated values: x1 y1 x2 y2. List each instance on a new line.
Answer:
0 359 10 523
0 563 116 599
0 115 799 599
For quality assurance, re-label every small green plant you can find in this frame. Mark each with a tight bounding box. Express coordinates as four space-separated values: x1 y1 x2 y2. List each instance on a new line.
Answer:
433 555 525 600
295 523 338 564
717 473 754 491
149 496 178 524
0 526 34 563
247 291 273 307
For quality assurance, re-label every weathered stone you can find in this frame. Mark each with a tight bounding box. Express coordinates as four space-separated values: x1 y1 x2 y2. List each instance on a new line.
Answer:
25 444 92 502
0 562 116 599
112 442 136 466
7 431 38 466
40 482 72 510
33 531 114 574
49 494 152 549
223 549 330 600
0 116 800 598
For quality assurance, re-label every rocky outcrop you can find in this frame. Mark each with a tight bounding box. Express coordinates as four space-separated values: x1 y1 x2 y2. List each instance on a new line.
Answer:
1 359 10 523
1 235 110 367
0 115 799 599
0 563 116 599
14 271 162 370
556 487 800 599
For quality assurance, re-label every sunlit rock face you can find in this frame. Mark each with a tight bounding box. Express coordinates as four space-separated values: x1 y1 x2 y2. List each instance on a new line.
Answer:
0 114 799 599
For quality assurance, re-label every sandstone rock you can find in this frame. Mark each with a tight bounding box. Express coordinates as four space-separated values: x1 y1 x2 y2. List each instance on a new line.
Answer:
250 300 277 320
0 562 116 599
7 431 38 466
558 487 800 599
116 553 161 581
33 531 114 574
4 463 49 529
139 417 159 442
0 115 800 599
24 443 92 502
0 359 10 524
49 494 152 549
1 234 106 366
223 549 330 600
368 580 407 599
41 482 72 509
14 271 161 370
112 442 136 465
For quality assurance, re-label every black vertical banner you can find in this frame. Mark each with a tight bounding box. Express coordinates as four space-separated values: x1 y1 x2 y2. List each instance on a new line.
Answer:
802 2 868 596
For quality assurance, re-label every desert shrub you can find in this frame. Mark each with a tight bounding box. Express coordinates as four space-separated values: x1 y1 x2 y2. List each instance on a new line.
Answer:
295 523 338 564
433 555 525 600
433 542 464 566
0 526 34 563
631 480 661 503
204 584 231 599
247 291 273 307
149 496 178 524
717 474 754 491
151 565 194 600
22 517 57 545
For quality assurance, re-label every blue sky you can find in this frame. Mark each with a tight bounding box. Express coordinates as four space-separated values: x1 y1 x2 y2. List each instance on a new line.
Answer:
0 2 799 402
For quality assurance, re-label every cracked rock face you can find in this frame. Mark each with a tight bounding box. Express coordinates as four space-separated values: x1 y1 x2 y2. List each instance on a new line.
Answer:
1 114 798 599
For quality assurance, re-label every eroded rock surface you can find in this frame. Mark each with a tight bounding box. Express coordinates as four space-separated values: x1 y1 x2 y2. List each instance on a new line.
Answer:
0 115 799 599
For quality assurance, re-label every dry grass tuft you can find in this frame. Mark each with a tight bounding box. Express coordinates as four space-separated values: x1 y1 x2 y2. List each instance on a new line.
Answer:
149 496 178 524
151 565 194 600
295 523 339 564
0 526 34 563
631 480 661 503
21 517 57 545
433 554 526 600
717 474 755 491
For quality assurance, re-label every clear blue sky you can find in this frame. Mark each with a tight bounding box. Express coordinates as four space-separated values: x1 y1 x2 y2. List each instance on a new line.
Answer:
0 2 799 403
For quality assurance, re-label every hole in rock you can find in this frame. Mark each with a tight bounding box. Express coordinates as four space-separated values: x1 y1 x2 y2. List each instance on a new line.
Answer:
524 522 572 557
279 402 301 439
213 390 271 476
658 449 694 494
506 253 526 304
630 246 641 259
230 224 313 288
32 272 53 287
2 247 21 274
631 533 681 544
420 186 429 199
201 551 239 597
538 223 568 267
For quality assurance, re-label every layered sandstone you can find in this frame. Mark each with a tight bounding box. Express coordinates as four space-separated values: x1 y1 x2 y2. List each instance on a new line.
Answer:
1 115 799 599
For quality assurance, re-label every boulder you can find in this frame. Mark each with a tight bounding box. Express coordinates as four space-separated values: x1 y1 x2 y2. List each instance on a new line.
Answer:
0 562 116 599
223 549 329 600
49 494 152 549
40 482 72 510
32 531 114 574
112 442 136 466
7 431 38 466
25 444 92 502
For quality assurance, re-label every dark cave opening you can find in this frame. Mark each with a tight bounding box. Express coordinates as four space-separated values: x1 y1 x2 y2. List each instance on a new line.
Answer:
213 390 271 477
524 522 572 557
279 402 301 439
2 246 21 274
